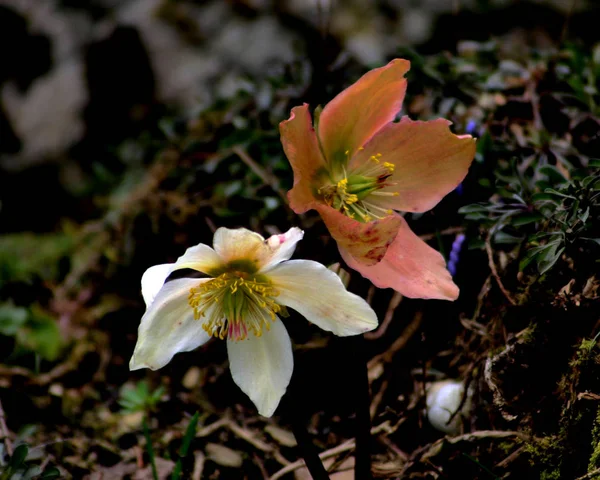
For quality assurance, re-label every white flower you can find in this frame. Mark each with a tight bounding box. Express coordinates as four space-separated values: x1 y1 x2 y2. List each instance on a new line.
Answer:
130 227 378 416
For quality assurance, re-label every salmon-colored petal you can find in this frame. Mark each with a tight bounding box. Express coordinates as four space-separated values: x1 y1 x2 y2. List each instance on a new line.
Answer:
351 117 476 213
280 104 326 214
316 204 402 266
318 59 410 168
340 217 459 300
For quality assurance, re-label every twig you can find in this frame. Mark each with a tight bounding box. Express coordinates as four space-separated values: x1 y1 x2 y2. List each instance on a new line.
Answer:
232 146 288 204
485 234 517 306
365 292 402 340
195 418 228 438
377 434 409 462
191 452 205 480
576 466 600 480
225 419 273 453
0 339 97 388
0 398 12 456
495 445 525 469
368 312 424 383
369 379 389 420
484 346 518 422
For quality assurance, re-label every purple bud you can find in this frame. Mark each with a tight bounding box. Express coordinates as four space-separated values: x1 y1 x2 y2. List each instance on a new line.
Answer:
466 119 477 135
447 233 466 277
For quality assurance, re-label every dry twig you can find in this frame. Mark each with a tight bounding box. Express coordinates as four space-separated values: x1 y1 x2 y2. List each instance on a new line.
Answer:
365 292 402 340
232 146 289 203
0 398 12 456
485 234 517 306
367 312 423 383
270 423 391 480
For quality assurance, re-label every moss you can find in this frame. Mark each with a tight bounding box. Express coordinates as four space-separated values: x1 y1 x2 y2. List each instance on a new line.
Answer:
577 338 597 364
588 406 600 472
525 436 563 479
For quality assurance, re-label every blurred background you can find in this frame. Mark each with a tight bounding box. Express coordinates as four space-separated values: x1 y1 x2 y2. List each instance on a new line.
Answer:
0 0 599 479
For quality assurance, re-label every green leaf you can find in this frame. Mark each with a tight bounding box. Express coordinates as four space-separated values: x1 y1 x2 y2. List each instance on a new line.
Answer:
0 303 28 336
119 382 164 414
0 232 73 285
41 467 61 479
493 232 525 245
532 192 560 203
458 203 491 214
9 444 28 470
172 411 200 479
537 245 565 275
538 165 568 184
581 237 600 246
512 212 544 226
15 308 63 362
544 188 577 200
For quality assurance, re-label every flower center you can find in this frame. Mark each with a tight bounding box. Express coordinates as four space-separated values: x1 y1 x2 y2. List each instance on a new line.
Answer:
319 151 399 222
188 272 285 341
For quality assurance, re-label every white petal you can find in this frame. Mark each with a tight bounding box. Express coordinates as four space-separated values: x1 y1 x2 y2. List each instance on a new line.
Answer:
130 278 212 371
227 319 293 417
261 227 304 271
172 242 223 274
268 260 378 336
213 227 304 272
213 227 266 266
141 263 174 307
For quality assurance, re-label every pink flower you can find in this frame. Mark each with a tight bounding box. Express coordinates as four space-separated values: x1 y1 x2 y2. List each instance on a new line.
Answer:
279 59 476 300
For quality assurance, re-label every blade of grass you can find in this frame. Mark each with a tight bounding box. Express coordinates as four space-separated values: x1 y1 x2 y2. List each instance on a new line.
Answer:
143 417 159 480
171 411 200 480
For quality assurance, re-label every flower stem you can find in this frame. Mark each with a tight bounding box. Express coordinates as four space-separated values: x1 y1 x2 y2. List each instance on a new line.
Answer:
282 374 330 480
353 334 373 480
289 413 330 480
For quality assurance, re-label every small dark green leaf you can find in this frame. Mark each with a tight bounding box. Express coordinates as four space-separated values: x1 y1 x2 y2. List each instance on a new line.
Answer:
537 245 565 275
0 303 28 336
458 203 492 213
512 212 544 226
538 165 568 184
544 188 577 200
41 467 61 479
581 237 600 246
493 232 525 245
532 192 560 203
9 444 29 469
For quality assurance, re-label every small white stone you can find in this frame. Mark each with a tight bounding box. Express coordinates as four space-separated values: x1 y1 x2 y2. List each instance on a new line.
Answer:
425 379 469 435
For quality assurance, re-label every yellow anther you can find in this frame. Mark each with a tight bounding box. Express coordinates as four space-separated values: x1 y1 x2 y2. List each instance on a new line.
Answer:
337 178 348 188
386 209 393 214
344 149 350 155
188 272 280 342
376 153 382 158
383 162 395 172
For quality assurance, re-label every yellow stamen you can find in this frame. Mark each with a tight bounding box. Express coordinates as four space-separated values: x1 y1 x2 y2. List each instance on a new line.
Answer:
188 272 281 341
